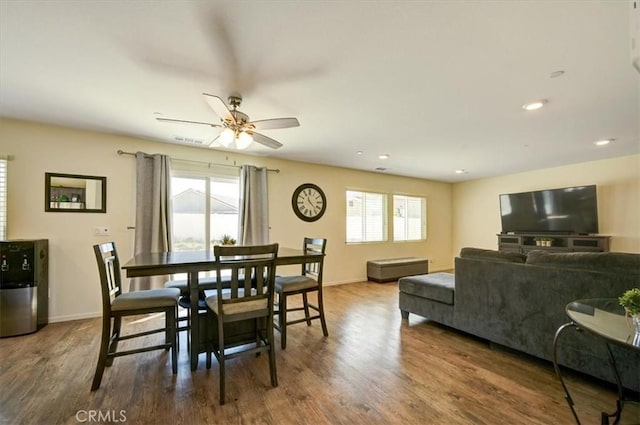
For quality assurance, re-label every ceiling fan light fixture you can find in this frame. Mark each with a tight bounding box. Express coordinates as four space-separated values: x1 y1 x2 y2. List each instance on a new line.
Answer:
219 128 235 147
160 93 293 150
235 131 253 150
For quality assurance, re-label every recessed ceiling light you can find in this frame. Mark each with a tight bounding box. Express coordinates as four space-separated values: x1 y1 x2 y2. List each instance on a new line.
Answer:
550 70 565 78
594 139 614 146
356 150 363 155
455 169 466 174
378 154 390 160
522 99 548 111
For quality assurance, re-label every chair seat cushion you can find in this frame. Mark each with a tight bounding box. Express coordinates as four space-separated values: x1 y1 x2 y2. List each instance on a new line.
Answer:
112 288 180 311
205 289 267 316
178 296 207 310
275 275 318 293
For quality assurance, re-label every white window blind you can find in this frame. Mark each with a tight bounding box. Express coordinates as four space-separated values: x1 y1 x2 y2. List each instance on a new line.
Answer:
0 157 7 240
393 195 426 241
346 190 387 243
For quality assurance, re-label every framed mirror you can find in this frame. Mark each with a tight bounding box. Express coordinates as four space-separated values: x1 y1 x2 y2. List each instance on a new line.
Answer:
45 172 107 213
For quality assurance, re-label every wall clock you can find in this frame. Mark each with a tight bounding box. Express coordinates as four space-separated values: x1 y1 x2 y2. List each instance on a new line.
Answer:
292 183 327 222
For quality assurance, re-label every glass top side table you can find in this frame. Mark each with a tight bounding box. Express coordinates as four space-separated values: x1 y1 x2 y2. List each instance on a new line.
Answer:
553 298 640 425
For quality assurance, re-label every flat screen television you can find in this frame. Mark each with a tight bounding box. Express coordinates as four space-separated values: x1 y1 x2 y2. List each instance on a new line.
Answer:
499 185 599 234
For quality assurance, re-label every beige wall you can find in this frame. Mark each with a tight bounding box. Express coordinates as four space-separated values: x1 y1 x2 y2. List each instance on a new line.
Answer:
452 155 640 255
0 118 452 321
3 118 637 322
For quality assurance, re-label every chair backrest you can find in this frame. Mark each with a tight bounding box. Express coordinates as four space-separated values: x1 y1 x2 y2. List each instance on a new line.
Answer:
301 238 327 283
93 242 123 315
213 243 279 321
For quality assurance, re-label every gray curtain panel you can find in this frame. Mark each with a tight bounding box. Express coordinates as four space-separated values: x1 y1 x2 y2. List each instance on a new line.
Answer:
131 152 173 290
238 165 269 245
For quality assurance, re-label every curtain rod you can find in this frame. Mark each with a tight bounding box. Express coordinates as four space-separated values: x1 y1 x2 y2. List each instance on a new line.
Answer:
116 150 279 173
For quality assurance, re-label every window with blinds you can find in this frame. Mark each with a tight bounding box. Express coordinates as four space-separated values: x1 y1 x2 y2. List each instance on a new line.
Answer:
0 157 7 240
393 194 426 241
346 190 387 243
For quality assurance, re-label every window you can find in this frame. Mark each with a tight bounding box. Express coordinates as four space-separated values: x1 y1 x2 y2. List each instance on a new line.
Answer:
0 156 6 240
346 190 387 243
171 169 240 252
393 194 426 241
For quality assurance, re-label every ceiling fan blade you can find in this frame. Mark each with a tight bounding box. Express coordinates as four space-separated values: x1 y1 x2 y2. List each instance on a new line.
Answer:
248 117 300 131
252 132 283 149
156 117 222 128
203 93 235 124
208 134 221 146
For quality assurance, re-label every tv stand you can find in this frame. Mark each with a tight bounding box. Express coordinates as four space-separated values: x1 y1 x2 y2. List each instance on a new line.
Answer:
497 233 610 253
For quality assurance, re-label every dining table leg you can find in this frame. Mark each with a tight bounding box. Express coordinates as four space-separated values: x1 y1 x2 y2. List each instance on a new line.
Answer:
189 271 199 371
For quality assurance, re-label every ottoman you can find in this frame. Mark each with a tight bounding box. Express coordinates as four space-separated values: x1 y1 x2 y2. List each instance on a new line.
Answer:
366 257 428 282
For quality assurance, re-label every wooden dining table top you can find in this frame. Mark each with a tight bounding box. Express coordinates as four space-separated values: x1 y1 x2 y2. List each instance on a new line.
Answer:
121 246 323 277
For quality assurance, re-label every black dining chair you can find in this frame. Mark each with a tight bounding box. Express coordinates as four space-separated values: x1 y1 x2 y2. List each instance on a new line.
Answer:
204 243 279 404
91 242 180 390
274 238 328 349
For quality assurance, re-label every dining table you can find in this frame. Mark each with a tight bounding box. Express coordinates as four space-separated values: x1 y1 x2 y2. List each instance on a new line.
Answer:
121 246 324 370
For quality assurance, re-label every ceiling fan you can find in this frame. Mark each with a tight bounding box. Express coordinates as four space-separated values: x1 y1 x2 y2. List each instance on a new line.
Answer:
157 93 299 150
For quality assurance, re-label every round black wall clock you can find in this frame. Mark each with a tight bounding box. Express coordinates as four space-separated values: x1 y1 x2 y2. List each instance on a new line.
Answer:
292 183 327 222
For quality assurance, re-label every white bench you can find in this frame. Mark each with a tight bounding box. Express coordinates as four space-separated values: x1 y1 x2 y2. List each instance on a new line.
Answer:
366 257 428 283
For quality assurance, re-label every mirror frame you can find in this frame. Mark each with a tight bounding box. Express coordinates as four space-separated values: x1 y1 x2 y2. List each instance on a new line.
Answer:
45 172 107 213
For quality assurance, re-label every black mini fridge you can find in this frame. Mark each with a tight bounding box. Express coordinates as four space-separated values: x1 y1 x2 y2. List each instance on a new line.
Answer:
0 239 48 337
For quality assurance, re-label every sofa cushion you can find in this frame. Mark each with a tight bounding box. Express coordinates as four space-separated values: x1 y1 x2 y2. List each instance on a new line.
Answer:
459 247 527 263
398 273 455 305
526 251 640 275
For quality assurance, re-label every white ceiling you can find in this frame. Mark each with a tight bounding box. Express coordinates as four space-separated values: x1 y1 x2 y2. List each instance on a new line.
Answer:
1 1 638 182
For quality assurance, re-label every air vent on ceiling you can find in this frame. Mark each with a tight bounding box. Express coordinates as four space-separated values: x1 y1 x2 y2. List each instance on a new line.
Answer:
174 136 206 145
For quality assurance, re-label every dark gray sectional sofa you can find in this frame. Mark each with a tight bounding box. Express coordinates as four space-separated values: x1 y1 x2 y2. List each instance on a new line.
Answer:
399 247 640 391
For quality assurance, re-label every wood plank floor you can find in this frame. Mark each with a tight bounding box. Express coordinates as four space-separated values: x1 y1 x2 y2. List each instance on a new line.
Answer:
1 281 637 425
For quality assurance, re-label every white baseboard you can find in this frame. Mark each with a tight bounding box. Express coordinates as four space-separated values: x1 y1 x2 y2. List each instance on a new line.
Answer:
48 311 101 323
324 278 368 286
48 280 370 322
